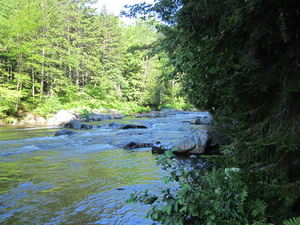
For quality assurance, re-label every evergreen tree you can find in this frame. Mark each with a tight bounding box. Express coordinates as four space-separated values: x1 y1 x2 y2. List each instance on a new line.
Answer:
97 7 125 98
122 19 158 105
0 0 174 117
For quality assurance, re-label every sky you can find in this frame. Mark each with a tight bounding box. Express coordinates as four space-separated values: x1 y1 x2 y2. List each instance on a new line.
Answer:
93 0 155 24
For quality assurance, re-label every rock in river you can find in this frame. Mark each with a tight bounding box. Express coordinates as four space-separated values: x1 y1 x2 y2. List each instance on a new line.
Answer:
194 116 212 125
172 130 212 155
64 119 101 130
109 123 147 129
47 110 78 126
120 124 147 129
55 129 75 136
124 142 153 150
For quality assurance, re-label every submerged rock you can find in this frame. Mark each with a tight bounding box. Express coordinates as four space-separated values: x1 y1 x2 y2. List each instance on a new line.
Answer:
109 123 147 129
64 119 100 130
124 142 153 150
109 122 123 129
120 124 147 129
55 129 75 136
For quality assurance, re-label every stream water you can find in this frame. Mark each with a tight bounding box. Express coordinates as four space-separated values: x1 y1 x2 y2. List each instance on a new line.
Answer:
0 110 211 225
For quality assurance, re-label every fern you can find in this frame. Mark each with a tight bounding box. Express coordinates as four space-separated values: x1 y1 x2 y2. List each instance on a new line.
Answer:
283 217 300 225
249 199 268 218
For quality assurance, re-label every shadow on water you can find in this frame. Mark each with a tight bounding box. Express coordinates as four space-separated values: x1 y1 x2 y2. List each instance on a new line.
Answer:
0 111 211 224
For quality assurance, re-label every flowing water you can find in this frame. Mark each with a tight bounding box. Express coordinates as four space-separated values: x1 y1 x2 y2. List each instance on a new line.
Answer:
0 110 211 225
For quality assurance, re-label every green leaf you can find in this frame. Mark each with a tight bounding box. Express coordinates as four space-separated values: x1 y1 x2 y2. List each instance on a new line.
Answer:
283 217 300 225
163 176 169 184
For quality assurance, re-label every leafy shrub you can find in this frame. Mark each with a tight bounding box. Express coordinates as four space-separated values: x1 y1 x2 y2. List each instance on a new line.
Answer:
0 106 9 119
128 150 271 225
98 100 152 115
0 87 23 117
80 108 90 118
160 98 195 111
5 117 17 124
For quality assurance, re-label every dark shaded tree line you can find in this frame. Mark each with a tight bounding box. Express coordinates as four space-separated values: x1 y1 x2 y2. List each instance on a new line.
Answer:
125 0 300 223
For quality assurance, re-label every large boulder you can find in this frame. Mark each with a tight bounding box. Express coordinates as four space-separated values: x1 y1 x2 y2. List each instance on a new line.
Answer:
64 119 82 129
63 119 100 130
172 130 212 155
47 110 78 126
88 109 125 121
21 113 47 125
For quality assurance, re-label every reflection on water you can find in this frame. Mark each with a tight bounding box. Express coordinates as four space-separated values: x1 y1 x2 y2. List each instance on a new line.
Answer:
0 147 165 224
0 111 210 224
0 126 58 141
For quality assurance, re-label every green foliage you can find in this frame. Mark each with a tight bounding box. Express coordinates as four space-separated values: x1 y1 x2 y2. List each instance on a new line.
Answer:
0 86 24 116
33 96 63 117
80 108 90 118
127 189 158 205
125 0 300 221
0 0 182 119
0 107 8 119
99 100 152 115
65 99 152 116
4 117 17 124
128 150 271 224
283 217 300 225
160 99 194 111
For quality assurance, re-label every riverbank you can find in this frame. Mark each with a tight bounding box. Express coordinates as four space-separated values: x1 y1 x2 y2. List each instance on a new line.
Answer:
0 109 127 127
0 109 125 127
0 108 196 127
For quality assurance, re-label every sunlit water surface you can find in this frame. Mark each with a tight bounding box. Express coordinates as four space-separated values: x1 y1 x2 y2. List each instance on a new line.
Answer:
0 111 210 224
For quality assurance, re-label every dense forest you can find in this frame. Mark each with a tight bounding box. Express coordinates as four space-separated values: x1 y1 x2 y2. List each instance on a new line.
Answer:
0 0 186 123
125 0 300 224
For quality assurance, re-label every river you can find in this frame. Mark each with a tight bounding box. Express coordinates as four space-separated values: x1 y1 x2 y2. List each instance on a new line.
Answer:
0 110 211 225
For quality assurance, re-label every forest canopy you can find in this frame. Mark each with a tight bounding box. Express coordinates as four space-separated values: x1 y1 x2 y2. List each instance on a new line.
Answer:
0 0 186 120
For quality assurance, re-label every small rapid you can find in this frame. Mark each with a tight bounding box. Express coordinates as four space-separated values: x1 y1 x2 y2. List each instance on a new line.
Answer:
0 111 211 224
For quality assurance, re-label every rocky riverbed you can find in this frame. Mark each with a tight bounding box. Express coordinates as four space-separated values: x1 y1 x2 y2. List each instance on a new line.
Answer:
0 109 228 224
